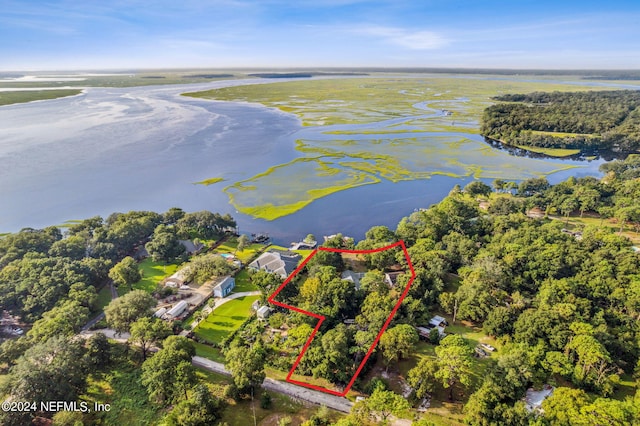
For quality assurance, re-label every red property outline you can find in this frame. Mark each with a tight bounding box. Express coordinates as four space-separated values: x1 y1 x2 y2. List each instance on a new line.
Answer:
267 240 416 397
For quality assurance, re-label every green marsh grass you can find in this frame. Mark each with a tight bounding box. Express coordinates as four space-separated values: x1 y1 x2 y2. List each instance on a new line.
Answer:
0 89 82 106
187 76 603 220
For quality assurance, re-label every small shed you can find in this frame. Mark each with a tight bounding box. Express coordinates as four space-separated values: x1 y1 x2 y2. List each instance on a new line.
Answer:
524 386 554 412
165 268 189 287
257 306 272 320
166 300 188 319
384 272 402 287
154 307 168 318
213 276 235 298
429 315 447 328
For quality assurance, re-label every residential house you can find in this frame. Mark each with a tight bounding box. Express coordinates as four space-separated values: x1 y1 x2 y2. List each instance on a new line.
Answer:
179 239 205 255
248 249 302 279
213 276 235 298
341 270 366 290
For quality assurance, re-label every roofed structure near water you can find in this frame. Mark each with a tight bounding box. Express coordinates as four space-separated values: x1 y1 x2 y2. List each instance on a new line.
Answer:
248 249 301 278
179 239 205 255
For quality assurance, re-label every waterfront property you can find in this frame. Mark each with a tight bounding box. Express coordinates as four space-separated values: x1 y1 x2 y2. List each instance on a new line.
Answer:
248 249 302 279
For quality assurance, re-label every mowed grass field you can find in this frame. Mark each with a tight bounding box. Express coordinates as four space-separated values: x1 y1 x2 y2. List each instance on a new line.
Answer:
118 258 180 296
213 238 266 264
194 295 259 344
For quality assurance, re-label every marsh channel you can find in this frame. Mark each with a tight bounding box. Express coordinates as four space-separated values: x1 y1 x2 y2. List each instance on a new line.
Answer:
1 75 635 243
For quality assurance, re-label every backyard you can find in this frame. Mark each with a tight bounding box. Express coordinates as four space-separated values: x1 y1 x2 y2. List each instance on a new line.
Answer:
118 258 180 296
193 295 260 344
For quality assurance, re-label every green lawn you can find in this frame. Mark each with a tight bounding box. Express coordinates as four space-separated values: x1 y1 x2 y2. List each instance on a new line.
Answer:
118 258 180 296
95 285 113 311
194 296 259 344
233 269 258 292
196 364 344 425
193 341 226 363
268 244 315 261
214 238 266 263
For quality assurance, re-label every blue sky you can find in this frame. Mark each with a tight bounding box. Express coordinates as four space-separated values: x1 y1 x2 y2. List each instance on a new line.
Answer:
1 0 639 70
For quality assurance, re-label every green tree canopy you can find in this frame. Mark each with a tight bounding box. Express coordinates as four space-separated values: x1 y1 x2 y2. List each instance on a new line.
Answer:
104 289 156 334
108 256 141 288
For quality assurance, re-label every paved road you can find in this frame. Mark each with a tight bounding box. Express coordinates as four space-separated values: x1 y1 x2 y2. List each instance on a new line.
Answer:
80 328 130 342
81 281 117 332
192 356 354 413
80 285 356 417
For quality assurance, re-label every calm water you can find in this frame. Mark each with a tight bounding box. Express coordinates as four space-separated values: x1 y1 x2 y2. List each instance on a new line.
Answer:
0 78 608 244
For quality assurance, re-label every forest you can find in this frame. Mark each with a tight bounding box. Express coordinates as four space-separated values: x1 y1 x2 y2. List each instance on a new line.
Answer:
480 90 640 152
0 155 639 424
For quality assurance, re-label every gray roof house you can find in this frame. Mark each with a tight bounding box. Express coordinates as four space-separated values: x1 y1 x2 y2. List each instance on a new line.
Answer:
179 240 205 255
248 249 301 279
213 276 235 298
341 270 366 290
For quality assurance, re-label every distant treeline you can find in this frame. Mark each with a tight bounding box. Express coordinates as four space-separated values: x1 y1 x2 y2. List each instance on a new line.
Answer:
247 72 369 79
481 90 640 152
240 68 640 77
182 74 234 79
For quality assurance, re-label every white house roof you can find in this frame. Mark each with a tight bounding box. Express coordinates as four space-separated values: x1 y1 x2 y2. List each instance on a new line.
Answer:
166 267 189 284
166 300 188 318
257 306 271 318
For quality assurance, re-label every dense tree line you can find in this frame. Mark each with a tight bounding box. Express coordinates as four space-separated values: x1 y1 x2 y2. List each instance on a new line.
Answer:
259 155 639 424
481 90 640 152
0 208 234 424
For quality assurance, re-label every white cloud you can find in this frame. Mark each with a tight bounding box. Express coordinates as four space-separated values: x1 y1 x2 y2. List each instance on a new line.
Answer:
352 25 448 50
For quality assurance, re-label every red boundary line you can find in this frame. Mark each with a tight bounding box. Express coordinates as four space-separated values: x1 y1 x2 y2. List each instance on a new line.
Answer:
267 240 416 397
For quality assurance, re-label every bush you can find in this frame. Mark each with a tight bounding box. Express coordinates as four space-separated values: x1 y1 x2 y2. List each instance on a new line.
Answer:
224 384 240 401
260 392 272 409
363 377 388 395
429 328 440 344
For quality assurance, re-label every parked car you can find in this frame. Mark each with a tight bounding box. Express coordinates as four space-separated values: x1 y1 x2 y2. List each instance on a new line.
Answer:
480 343 496 352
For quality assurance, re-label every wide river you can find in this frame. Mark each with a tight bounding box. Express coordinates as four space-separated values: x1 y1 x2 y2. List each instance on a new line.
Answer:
0 77 619 244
